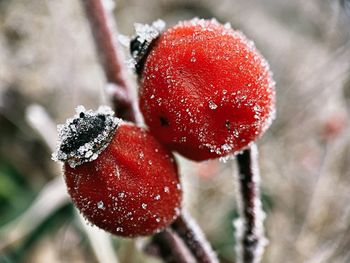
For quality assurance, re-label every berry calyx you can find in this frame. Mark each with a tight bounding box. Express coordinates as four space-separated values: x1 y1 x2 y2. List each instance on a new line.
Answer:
53 106 182 237
135 18 276 161
54 106 119 168
130 20 165 74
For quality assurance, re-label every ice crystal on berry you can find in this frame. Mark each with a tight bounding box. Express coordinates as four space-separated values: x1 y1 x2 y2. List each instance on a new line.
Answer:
138 18 276 161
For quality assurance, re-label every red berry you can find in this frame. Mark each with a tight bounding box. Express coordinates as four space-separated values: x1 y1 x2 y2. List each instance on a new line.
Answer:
53 106 181 237
136 19 276 161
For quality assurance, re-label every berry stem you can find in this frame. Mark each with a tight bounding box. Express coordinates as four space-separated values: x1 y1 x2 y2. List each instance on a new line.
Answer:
171 211 219 263
81 0 137 122
234 144 267 263
150 229 194 263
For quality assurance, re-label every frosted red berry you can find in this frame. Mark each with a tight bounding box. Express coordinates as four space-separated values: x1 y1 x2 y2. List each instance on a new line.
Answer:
134 19 276 161
53 106 181 237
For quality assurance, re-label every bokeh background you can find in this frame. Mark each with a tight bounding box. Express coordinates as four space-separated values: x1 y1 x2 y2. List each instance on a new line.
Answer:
1 0 350 262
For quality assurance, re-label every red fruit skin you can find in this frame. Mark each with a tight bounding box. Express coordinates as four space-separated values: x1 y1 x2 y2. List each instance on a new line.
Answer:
64 123 181 237
139 19 276 161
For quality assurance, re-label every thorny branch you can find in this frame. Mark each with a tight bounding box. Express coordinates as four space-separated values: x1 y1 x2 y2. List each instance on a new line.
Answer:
234 144 267 263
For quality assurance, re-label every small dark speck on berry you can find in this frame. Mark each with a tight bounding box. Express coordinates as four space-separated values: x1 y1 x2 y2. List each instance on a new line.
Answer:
225 120 231 130
160 116 169 127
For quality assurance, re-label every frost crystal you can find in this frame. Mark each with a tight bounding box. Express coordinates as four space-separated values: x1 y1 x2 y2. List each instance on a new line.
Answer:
134 19 165 43
115 166 121 179
209 100 218 110
97 201 105 209
52 105 120 168
221 144 232 152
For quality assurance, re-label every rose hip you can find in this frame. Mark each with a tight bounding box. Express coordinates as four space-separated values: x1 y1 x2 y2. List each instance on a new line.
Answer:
54 106 181 237
134 19 276 161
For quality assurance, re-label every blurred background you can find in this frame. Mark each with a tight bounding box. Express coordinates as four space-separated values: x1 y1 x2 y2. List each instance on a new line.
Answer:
1 0 350 262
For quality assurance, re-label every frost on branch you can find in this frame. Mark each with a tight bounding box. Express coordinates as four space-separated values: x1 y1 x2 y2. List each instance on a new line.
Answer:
52 105 120 168
234 144 268 263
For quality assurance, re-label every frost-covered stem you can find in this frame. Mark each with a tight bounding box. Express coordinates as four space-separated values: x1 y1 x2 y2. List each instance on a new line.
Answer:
81 0 137 122
234 144 267 263
171 211 219 263
150 229 193 263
